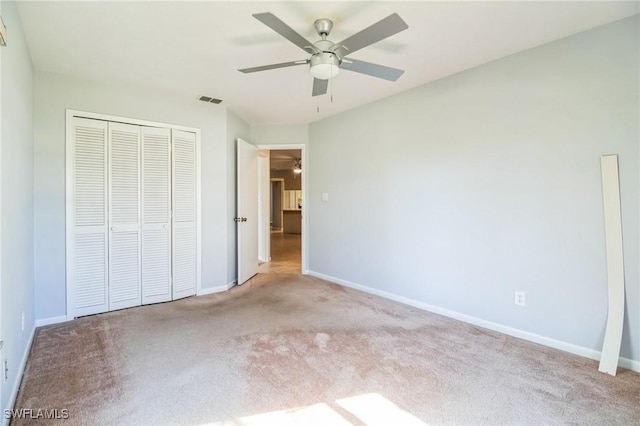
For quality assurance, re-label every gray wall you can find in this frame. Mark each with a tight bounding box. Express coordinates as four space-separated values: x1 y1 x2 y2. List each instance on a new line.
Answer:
308 16 639 362
34 72 229 320
0 0 35 413
226 110 250 285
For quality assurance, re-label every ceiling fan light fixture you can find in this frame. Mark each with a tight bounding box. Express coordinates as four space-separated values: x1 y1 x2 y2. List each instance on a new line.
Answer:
309 52 340 80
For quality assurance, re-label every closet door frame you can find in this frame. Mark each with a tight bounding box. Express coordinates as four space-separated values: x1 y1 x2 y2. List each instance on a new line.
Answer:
65 109 202 320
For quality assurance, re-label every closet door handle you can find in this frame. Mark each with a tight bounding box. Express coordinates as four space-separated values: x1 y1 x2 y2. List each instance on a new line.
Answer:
111 226 118 231
162 224 169 230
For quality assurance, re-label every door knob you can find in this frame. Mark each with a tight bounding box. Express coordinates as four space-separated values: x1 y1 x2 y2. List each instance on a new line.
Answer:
242 217 247 222
234 217 241 222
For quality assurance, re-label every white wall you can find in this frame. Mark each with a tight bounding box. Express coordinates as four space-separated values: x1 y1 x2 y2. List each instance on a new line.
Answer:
309 16 639 363
33 72 229 320
251 124 309 146
0 0 35 414
226 110 250 285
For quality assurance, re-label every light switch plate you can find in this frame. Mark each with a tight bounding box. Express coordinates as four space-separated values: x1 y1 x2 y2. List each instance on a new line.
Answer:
321 193 329 202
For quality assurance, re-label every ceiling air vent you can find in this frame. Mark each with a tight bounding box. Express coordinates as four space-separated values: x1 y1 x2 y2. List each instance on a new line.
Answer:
199 96 222 104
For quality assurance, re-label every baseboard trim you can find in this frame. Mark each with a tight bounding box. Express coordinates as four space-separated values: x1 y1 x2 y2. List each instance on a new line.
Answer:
38 285 240 326
307 270 639 373
2 325 36 426
35 315 68 328
619 357 640 372
197 282 235 296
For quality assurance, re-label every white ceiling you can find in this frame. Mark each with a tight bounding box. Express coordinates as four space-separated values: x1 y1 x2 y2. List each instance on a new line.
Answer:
16 1 638 125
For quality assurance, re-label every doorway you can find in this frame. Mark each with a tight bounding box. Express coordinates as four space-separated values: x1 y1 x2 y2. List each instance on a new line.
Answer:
257 145 306 274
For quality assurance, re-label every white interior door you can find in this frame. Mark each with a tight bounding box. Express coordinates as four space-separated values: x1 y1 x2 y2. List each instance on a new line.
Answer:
141 126 172 304
172 129 198 299
69 117 109 317
237 139 259 285
108 122 142 311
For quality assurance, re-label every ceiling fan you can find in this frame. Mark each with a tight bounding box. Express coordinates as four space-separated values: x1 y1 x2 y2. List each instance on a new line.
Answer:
238 12 409 97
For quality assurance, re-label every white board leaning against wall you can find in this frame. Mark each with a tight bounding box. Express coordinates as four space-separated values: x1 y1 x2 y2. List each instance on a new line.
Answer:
65 110 201 319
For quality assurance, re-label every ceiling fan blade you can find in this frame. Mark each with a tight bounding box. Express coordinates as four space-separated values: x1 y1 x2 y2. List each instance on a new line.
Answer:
334 13 408 56
312 78 328 97
253 12 320 54
239 60 308 73
340 58 405 81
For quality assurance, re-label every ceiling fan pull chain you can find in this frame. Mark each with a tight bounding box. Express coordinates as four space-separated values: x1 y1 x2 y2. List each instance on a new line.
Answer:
330 75 333 103
317 96 320 113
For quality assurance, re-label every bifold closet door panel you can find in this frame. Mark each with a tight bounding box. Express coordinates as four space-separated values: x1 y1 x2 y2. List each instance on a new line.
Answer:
69 117 110 317
108 122 142 311
172 130 198 300
141 126 172 304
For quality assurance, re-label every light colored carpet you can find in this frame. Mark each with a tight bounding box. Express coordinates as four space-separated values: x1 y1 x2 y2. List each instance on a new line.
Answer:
13 235 640 425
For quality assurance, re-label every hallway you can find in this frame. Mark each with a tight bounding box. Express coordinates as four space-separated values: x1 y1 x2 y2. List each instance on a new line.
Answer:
258 232 301 275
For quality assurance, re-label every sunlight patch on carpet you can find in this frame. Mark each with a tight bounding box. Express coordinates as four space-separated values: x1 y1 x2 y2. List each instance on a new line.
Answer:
336 393 426 425
201 393 426 426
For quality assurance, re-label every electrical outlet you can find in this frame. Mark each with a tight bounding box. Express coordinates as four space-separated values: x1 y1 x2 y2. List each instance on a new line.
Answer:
21 311 25 332
515 291 526 307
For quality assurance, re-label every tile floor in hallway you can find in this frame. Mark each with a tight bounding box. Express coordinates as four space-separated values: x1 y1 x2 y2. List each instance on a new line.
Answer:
258 231 301 275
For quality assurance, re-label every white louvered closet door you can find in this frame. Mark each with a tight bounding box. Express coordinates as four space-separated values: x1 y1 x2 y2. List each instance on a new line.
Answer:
70 118 109 317
172 130 198 299
141 126 172 304
108 122 142 311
